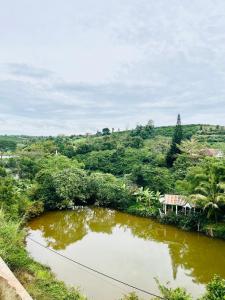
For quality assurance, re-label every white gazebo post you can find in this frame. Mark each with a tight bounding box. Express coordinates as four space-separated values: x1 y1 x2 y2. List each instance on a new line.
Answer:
176 205 178 215
165 204 167 215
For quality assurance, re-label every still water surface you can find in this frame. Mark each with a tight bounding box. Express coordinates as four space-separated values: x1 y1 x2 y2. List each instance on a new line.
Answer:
26 207 225 300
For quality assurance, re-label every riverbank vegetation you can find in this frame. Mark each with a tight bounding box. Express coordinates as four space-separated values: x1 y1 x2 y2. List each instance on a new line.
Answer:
122 275 225 299
0 117 225 298
2 116 223 237
0 210 85 299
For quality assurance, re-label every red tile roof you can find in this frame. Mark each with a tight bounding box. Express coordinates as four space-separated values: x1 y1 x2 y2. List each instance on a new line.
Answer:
160 194 187 206
200 148 223 157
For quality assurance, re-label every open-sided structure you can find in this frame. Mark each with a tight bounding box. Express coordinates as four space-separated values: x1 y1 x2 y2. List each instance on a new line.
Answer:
159 194 195 216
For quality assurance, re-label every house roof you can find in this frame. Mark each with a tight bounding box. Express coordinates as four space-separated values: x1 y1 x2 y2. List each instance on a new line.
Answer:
160 194 187 207
200 148 223 157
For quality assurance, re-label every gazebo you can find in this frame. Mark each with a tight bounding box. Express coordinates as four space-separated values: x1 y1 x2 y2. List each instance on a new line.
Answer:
159 194 195 215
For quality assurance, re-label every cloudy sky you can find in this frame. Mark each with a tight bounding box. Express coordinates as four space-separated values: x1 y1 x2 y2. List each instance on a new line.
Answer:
0 0 225 135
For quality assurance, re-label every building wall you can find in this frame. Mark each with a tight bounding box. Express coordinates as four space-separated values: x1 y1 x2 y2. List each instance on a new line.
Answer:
0 258 32 300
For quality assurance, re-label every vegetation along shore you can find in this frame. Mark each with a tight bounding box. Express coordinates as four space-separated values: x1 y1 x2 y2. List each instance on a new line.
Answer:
0 116 225 299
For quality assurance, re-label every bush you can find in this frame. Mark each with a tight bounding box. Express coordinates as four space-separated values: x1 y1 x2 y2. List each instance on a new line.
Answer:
126 204 157 218
157 282 192 300
0 176 34 219
159 212 205 231
120 292 140 300
0 210 31 270
201 275 225 300
203 223 225 239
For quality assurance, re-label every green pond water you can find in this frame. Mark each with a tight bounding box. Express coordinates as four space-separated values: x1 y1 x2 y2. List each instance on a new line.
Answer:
26 207 225 300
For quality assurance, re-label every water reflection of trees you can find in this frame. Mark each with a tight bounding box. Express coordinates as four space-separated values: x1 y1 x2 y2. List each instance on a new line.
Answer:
88 208 116 234
28 207 225 284
29 210 90 250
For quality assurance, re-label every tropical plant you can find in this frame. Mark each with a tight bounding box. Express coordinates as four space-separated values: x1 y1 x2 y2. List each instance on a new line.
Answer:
133 187 161 213
201 275 225 300
189 160 225 221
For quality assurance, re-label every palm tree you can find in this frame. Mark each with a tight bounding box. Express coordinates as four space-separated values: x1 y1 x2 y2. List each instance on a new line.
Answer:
190 160 225 221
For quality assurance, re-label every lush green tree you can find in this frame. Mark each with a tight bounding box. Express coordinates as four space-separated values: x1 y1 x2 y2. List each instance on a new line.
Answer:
62 145 77 158
131 165 174 193
102 128 111 135
0 177 17 212
53 168 89 206
75 142 94 154
18 157 39 179
0 139 17 153
124 136 144 148
176 159 225 221
35 162 88 209
0 166 7 177
0 176 33 218
130 120 154 139
38 155 83 171
34 170 59 209
20 140 57 159
88 172 131 209
80 147 158 176
190 160 225 221
166 114 183 167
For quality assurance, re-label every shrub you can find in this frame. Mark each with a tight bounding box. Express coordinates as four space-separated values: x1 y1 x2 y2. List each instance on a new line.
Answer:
0 210 31 270
120 292 141 300
201 275 225 300
159 212 205 231
203 223 225 239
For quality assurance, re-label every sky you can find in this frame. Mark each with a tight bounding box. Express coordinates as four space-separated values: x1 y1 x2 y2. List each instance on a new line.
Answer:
0 0 225 135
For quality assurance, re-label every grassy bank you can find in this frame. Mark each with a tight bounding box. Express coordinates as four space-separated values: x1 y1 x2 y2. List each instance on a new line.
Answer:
0 210 86 300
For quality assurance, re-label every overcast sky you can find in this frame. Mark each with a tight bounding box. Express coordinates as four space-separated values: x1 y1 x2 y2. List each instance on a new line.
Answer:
0 0 225 135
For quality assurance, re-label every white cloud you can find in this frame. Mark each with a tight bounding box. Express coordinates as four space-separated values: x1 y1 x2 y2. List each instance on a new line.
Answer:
0 0 225 135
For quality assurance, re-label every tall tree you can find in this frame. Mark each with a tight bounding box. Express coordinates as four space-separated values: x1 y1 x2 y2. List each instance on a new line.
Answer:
166 114 183 167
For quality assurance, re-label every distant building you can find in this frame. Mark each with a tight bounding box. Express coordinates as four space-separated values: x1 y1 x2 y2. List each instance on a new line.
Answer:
0 154 17 159
200 148 224 158
159 194 195 215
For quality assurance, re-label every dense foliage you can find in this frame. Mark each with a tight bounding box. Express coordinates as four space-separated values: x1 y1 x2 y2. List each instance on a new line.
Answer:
1 120 225 229
0 119 224 299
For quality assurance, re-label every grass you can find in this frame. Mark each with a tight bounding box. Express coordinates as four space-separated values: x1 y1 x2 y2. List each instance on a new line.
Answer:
0 210 86 300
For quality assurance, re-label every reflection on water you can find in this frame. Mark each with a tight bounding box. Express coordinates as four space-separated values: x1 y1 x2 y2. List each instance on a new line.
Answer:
27 207 225 300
